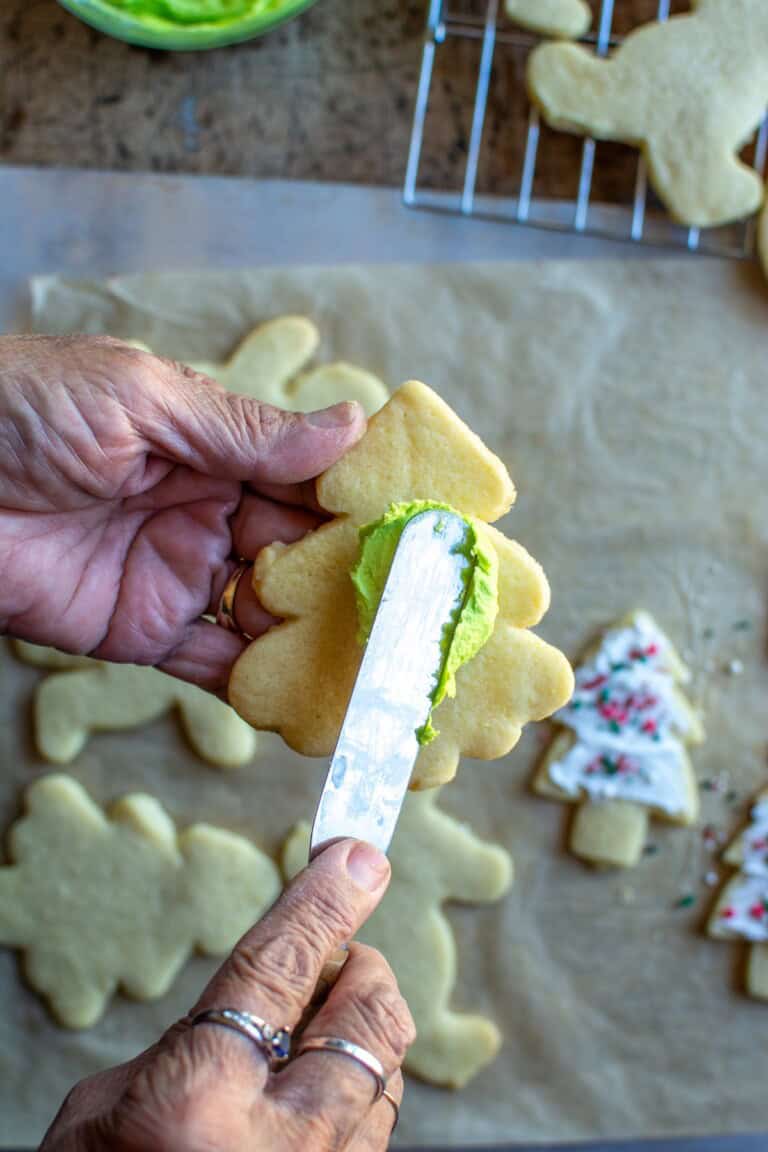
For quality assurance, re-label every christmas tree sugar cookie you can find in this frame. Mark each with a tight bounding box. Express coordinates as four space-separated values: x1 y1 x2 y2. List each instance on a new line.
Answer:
14 641 257 769
282 789 512 1088
0 775 280 1028
229 381 574 790
506 0 591 39
528 1 768 227
708 789 768 1001
193 315 389 417
535 612 704 868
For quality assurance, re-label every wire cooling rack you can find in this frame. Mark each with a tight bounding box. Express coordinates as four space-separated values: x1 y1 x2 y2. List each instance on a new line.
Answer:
403 0 768 257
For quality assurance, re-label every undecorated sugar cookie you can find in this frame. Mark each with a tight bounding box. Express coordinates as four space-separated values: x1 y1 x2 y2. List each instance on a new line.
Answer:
527 1 768 227
0 775 280 1028
229 381 574 790
193 315 389 417
14 641 257 769
535 612 704 868
282 789 512 1088
506 0 591 39
708 789 768 1002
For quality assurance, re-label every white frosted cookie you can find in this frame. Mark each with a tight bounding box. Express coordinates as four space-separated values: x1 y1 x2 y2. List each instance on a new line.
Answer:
708 789 768 1002
506 0 590 39
528 1 768 227
14 641 257 769
0 775 280 1028
283 789 512 1088
535 611 704 868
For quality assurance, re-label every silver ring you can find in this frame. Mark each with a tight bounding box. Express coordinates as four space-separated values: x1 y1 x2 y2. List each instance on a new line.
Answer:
295 1035 386 1101
191 1008 291 1070
381 1087 400 1130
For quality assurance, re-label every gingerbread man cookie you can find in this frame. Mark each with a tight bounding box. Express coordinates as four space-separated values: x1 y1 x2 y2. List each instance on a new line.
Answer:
528 0 768 227
282 789 512 1088
535 612 704 868
709 789 768 1001
228 381 574 790
0 775 280 1028
14 641 257 769
506 0 591 39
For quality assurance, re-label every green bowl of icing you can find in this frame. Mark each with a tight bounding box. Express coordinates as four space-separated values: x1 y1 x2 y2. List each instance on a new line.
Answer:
58 0 318 50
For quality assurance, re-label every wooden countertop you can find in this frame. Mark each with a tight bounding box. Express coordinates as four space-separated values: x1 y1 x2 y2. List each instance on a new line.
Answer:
0 1 665 196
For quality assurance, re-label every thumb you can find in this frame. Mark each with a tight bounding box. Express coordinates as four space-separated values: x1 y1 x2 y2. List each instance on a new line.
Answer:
140 357 367 485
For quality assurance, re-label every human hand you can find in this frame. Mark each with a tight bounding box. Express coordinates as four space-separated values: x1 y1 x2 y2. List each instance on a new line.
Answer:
0 335 365 691
40 839 413 1152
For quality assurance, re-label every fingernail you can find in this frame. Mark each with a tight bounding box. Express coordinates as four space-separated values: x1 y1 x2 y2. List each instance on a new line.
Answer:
307 402 358 429
346 841 390 892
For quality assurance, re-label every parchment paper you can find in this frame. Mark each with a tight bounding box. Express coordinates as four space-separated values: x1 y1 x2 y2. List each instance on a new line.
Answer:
2 260 767 1148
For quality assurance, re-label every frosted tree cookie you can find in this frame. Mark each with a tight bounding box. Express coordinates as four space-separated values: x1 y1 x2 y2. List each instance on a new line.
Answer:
189 315 388 416
709 789 768 1001
283 789 512 1088
0 775 280 1028
229 381 574 790
527 1 768 227
506 0 591 39
14 641 257 769
535 612 704 868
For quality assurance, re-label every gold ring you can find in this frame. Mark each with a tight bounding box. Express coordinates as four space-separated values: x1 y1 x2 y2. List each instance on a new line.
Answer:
381 1087 400 1130
216 564 250 635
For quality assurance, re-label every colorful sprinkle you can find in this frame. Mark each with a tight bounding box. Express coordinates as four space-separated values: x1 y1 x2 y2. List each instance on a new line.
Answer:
674 893 696 909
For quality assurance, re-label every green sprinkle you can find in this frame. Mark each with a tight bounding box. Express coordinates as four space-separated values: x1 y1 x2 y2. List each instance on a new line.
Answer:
702 626 715 640
732 619 752 632
674 894 696 909
644 844 659 856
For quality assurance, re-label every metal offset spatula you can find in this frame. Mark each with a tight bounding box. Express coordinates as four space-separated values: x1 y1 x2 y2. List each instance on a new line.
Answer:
310 506 473 858
303 507 473 1008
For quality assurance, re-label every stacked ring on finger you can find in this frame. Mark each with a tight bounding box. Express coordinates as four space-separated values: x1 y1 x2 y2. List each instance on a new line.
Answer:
381 1088 400 1131
294 1035 386 1101
191 1008 292 1071
215 563 251 636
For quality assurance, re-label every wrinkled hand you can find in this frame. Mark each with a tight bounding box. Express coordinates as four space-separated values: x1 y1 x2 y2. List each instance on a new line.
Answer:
40 839 414 1152
0 335 365 690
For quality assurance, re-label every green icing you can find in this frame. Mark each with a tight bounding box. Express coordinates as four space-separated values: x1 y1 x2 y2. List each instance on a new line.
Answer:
351 500 499 746
98 0 283 26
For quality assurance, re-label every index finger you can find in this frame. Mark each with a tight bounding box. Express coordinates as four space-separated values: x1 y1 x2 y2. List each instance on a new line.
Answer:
191 839 391 1031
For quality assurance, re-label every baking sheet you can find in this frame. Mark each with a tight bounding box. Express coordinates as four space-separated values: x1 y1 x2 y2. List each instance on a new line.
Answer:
2 259 767 1147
